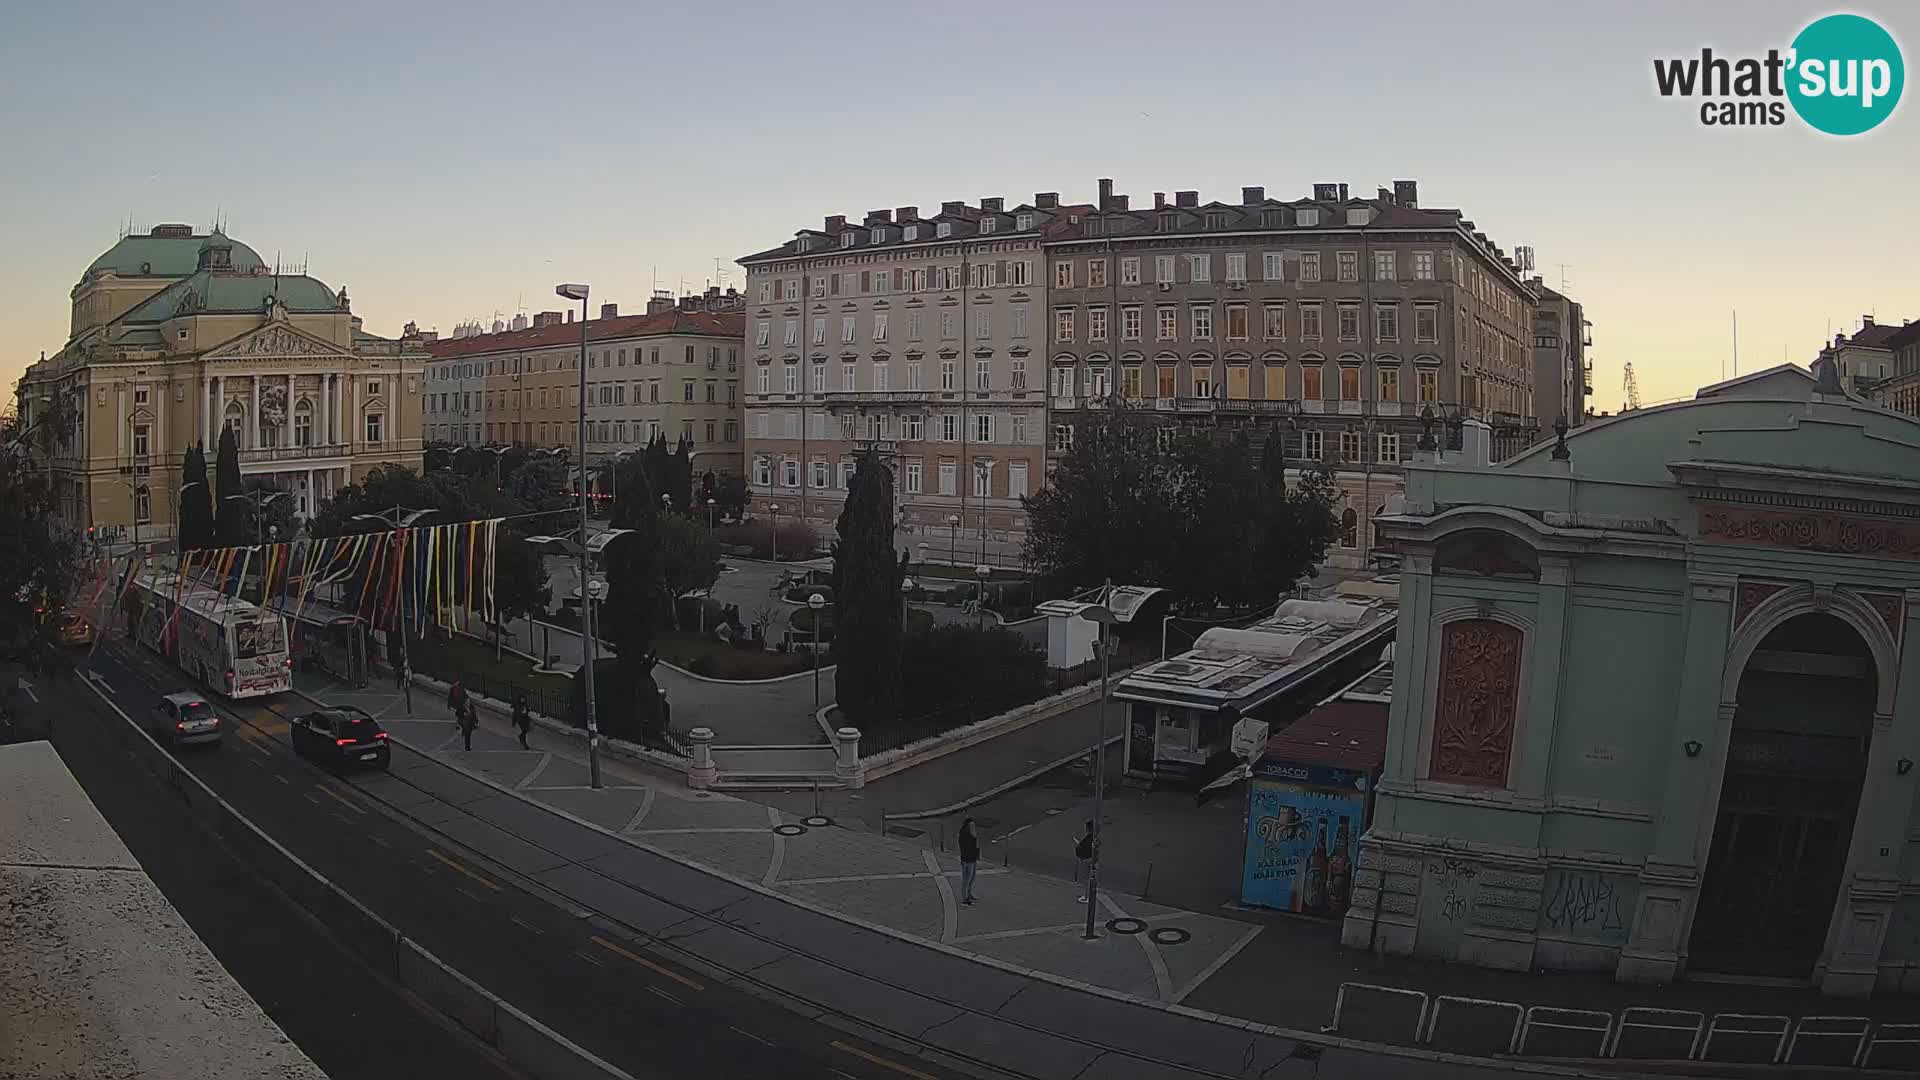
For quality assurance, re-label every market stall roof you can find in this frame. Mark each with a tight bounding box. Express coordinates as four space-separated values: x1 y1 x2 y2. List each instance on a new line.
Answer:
1035 584 1164 623
1263 700 1389 773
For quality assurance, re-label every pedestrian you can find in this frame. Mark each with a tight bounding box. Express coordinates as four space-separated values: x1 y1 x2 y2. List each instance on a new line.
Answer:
1074 821 1097 903
958 818 980 905
511 692 532 750
447 679 467 730
458 698 478 751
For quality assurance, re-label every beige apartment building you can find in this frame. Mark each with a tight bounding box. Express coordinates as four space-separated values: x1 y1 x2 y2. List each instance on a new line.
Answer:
1045 179 1544 569
738 194 1088 550
14 224 426 540
422 297 745 481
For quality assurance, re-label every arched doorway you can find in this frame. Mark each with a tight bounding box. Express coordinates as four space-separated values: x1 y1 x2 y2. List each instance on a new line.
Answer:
1690 611 1877 978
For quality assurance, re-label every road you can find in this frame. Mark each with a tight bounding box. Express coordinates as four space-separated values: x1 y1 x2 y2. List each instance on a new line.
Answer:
70 641 962 1080
28 672 517 1080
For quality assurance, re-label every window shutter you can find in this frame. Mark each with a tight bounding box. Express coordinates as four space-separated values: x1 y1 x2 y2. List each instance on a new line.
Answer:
860 271 871 292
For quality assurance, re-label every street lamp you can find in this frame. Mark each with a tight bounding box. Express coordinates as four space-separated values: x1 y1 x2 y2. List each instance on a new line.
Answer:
349 503 434 715
1076 596 1121 940
808 592 826 713
946 513 960 565
769 502 781 562
226 489 289 547
706 497 717 532
974 564 991 630
661 492 671 514
558 281 603 790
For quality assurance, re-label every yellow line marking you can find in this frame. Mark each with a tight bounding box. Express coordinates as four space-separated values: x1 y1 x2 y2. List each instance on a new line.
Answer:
424 848 501 892
590 935 705 992
830 1041 939 1080
313 783 367 816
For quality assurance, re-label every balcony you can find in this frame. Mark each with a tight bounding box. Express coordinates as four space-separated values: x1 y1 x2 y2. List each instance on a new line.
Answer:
238 443 350 464
817 390 928 405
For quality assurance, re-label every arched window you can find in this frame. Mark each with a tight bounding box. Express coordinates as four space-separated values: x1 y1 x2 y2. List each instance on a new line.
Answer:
223 400 246 448
1340 507 1358 547
293 399 313 447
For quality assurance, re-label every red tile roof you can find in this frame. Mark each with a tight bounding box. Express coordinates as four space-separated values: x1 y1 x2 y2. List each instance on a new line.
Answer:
423 310 743 360
1263 701 1388 772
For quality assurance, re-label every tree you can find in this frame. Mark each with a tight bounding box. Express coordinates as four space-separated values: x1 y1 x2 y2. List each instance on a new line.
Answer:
599 461 667 737
668 433 694 514
642 433 671 510
178 442 214 550
831 450 907 729
242 476 298 545
1252 461 1341 603
715 474 750 518
213 425 246 547
490 531 551 655
655 516 720 629
1164 433 1267 609
700 470 717 507
1 407 81 676
1021 408 1180 589
508 455 572 516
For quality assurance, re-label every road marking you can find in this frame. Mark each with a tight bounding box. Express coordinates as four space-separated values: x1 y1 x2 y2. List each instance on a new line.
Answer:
456 886 485 903
370 835 392 848
729 1026 775 1048
303 791 322 805
425 848 501 892
831 1041 939 1080
510 915 545 935
574 950 606 967
832 1071 860 1080
273 774 290 785
590 935 705 992
247 757 265 769
313 783 367 816
330 812 352 825
646 986 681 1005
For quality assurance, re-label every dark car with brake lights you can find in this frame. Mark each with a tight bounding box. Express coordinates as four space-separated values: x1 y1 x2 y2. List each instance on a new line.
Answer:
291 705 391 771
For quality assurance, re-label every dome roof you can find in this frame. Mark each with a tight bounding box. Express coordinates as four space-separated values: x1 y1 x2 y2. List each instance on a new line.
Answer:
121 271 342 324
85 226 266 280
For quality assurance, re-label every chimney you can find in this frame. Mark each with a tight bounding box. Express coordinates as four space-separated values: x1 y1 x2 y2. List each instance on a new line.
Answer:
1097 178 1114 211
825 214 846 231
1378 187 1392 202
1035 192 1059 209
600 303 618 320
980 197 1003 213
566 310 574 323
866 209 892 225
1175 191 1199 208
648 290 674 315
1112 195 1129 211
941 200 965 216
1241 186 1264 205
534 311 562 328
1312 183 1340 201
1393 180 1418 208
896 206 918 222
1338 183 1350 201
1154 192 1167 210
1863 314 1875 328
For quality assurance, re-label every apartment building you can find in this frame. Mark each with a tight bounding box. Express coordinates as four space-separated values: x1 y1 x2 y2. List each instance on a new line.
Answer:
1044 179 1538 568
737 194 1088 548
423 299 745 479
1882 321 1920 418
1530 281 1591 426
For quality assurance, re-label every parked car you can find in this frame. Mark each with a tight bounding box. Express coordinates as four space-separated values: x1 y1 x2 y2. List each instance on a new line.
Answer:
56 612 94 647
291 705 390 771
151 691 222 748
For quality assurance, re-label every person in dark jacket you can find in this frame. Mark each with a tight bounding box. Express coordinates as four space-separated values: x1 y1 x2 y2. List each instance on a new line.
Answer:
1075 821 1097 903
511 693 532 750
457 698 478 751
958 818 980 905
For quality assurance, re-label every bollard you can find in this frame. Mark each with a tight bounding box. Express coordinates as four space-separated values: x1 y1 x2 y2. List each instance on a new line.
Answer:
833 726 864 789
1143 860 1153 900
687 727 717 789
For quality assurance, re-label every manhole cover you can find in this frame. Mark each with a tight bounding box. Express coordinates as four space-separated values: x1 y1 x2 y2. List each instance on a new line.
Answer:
801 815 833 828
772 823 807 837
1149 927 1192 946
1106 917 1147 935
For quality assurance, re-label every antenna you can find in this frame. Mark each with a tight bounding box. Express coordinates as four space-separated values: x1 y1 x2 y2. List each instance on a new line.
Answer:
1732 309 1739 378
1622 362 1643 411
1557 263 1572 292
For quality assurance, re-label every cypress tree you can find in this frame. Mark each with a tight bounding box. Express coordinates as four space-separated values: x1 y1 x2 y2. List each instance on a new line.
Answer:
831 449 904 729
180 442 214 550
214 425 247 547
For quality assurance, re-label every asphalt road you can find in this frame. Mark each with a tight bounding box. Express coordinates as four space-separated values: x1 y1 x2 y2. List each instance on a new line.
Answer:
32 670 518 1080
74 641 960 1080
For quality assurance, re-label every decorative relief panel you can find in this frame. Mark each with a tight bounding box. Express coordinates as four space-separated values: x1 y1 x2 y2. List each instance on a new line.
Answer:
1862 591 1905 644
1429 619 1525 787
1734 581 1789 628
1435 530 1541 581
1700 504 1920 562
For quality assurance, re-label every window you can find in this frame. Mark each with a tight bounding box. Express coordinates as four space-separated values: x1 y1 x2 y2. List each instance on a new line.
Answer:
941 412 958 441
1375 304 1400 343
368 379 382 397
1121 365 1143 400
1337 305 1360 342
754 457 772 486
783 319 798 346
294 406 312 446
1009 462 1028 499
1155 255 1176 283
1120 257 1141 285
1010 413 1027 444
133 386 149 406
971 358 988 392
973 460 992 498
783 459 799 487
1378 431 1400 462
1055 261 1074 289
1054 309 1075 343
1303 364 1323 400
1373 251 1396 281
979 216 997 235
723 419 738 443
1226 253 1246 282
1298 208 1321 227
838 413 853 440
875 361 890 392
1339 366 1361 401
1052 423 1074 451
784 412 799 438
903 413 923 440
1191 365 1212 399
1340 429 1363 463
1226 305 1249 341
1301 429 1323 460
1051 365 1075 398
940 359 956 390
1415 304 1439 343
1262 252 1283 281
784 279 800 301
937 221 952 238
1263 303 1286 340
1379 367 1400 402
1413 251 1435 280
1089 365 1111 397
1089 306 1108 342
973 309 991 339
812 317 827 345
1418 368 1439 402
1157 306 1177 340
1008 259 1031 287
908 312 924 341
1188 254 1211 282
683 380 695 402
1008 306 1027 339
975 413 994 442
841 316 855 343
134 483 151 523
1156 364 1176 399
1339 507 1358 547
1337 252 1358 282
907 361 923 390
1011 357 1027 389
812 460 829 489
365 412 384 443
1088 258 1107 288
873 313 888 342
842 363 856 391
941 311 957 339
1190 305 1213 341
1299 252 1321 282
781 363 798 393
938 461 957 495
905 459 923 492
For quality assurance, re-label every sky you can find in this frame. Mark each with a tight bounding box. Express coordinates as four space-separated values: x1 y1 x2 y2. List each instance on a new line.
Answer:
2 0 1915 409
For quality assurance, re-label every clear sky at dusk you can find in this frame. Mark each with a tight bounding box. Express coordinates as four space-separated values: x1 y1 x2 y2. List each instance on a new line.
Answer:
2 0 1914 409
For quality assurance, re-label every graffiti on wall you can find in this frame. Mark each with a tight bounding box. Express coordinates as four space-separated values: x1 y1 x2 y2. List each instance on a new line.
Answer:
1538 868 1635 944
1414 857 1484 958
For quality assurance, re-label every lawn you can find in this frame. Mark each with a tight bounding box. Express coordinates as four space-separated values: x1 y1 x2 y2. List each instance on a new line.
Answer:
910 563 1031 582
405 630 576 718
656 628 818 680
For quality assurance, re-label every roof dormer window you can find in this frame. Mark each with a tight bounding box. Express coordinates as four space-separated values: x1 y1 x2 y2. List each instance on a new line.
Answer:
980 217 997 235
1346 207 1373 226
796 237 812 252
1298 208 1321 227
937 222 952 238
1261 210 1285 228
841 232 856 248
870 228 885 245
1015 212 1034 231
1158 213 1177 232
904 224 920 241
1205 212 1228 229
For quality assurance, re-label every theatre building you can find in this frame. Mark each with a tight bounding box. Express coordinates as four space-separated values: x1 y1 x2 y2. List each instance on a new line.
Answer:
1343 363 1920 997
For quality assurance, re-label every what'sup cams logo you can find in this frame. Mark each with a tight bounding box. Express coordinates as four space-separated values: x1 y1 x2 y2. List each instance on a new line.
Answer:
1654 13 1904 135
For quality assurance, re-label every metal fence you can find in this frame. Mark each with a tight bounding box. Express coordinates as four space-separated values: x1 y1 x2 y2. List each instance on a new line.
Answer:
1324 982 1920 1070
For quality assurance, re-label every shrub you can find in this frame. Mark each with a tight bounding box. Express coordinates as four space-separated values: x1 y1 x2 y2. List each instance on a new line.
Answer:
712 519 823 561
899 623 1046 716
785 583 835 605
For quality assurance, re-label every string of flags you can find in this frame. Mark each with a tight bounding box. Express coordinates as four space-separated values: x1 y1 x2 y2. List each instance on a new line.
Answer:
114 520 503 633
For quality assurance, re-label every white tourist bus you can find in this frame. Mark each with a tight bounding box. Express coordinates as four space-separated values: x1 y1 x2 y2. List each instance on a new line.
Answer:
130 573 293 699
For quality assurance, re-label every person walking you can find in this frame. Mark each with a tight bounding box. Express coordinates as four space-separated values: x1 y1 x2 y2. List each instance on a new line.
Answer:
447 679 467 734
457 698 478 751
1074 820 1097 903
958 818 980 906
511 692 532 750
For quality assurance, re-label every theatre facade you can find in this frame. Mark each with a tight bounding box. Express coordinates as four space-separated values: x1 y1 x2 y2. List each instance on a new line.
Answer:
1342 364 1920 996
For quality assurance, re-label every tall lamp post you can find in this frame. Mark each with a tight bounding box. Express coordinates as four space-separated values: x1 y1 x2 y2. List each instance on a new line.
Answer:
769 503 781 562
351 505 435 713
808 592 826 713
946 513 960 565
705 497 717 532
1077 595 1120 939
974 564 991 630
558 282 603 790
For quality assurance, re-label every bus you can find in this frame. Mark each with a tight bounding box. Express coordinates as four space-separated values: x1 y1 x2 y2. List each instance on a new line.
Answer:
129 573 293 699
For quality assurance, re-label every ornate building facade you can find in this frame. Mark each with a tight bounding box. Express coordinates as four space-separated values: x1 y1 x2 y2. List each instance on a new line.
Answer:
14 225 426 539
1344 364 1920 996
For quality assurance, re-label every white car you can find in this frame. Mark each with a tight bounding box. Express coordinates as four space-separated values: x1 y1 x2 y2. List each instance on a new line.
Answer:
152 691 223 748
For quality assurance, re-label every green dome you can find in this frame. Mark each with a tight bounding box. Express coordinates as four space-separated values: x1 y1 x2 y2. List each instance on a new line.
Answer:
122 271 343 323
86 227 266 279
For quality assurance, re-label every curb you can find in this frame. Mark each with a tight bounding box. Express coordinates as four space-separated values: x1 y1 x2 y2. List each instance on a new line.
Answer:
881 733 1125 821
517 618 836 686
384 727 1678 1080
75 671 637 1080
